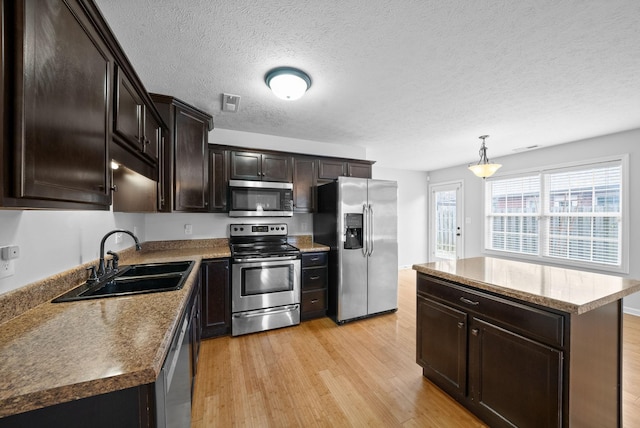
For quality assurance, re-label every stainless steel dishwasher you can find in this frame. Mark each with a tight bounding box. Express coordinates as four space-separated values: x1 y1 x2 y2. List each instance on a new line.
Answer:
155 314 191 428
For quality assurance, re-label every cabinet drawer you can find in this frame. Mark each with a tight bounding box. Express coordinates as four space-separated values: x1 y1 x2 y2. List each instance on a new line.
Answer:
417 274 564 348
302 289 327 313
302 267 327 290
302 252 328 267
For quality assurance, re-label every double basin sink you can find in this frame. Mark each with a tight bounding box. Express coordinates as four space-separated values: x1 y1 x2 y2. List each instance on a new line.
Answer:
53 260 195 303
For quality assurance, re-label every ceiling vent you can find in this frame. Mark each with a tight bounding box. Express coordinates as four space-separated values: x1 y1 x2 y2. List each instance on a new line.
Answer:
222 93 241 112
512 144 542 153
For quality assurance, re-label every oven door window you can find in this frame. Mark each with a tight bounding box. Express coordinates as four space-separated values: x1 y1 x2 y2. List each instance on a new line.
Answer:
232 188 282 212
241 264 293 295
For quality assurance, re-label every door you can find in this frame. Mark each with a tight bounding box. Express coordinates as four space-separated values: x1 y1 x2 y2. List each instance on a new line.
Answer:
16 0 112 207
336 177 368 321
430 182 464 261
367 179 398 315
174 106 209 211
417 295 467 400
468 317 562 428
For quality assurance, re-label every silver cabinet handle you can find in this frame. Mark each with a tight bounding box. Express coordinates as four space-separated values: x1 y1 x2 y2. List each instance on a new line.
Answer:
460 297 480 306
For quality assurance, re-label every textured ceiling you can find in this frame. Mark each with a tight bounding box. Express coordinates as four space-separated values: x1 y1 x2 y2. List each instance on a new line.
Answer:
95 0 640 171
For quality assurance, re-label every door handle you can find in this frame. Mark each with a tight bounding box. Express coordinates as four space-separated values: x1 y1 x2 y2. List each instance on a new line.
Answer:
362 204 368 257
368 204 374 256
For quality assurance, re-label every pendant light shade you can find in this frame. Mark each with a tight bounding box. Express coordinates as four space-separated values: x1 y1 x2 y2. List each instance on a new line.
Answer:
265 67 311 100
468 135 502 178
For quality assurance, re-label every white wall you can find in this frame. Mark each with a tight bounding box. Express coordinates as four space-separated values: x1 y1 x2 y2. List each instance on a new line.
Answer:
427 128 640 313
0 210 145 295
372 166 429 268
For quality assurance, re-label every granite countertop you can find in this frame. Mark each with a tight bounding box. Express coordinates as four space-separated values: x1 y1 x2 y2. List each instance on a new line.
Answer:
288 235 330 253
413 257 640 314
0 236 327 418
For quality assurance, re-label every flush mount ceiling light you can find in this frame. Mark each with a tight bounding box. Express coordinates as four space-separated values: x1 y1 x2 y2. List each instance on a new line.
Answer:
265 67 311 100
468 135 502 179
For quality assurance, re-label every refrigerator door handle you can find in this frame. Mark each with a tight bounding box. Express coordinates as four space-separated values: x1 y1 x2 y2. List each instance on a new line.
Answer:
368 204 374 256
362 204 368 257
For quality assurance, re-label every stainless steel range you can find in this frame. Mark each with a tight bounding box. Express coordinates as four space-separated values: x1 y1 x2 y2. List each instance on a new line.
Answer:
229 223 301 336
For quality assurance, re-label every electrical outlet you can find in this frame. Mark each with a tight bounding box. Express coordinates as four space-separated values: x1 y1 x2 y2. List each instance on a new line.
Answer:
0 260 14 279
184 224 193 235
114 232 123 244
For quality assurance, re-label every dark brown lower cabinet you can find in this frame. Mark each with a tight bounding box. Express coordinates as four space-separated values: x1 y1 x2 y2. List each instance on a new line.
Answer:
201 259 231 338
301 252 328 320
0 385 154 428
417 273 621 428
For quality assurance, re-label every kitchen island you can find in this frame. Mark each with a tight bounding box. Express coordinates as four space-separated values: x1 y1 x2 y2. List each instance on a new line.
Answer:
413 257 640 428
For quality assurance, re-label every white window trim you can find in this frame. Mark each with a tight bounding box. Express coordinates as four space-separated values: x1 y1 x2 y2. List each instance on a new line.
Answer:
482 154 629 275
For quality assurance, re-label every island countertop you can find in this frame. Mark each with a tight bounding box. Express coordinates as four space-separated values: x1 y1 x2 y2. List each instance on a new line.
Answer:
413 256 640 314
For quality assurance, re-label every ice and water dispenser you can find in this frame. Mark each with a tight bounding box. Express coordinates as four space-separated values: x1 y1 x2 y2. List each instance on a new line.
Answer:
344 213 363 249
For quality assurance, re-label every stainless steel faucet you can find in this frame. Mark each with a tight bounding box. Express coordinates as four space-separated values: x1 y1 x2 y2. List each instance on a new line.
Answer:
97 229 142 277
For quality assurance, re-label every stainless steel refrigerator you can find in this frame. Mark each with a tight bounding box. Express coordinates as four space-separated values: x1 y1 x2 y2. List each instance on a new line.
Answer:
314 177 398 324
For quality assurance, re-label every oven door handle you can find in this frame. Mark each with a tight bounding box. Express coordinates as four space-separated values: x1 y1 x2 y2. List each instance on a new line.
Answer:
233 304 299 318
233 255 300 263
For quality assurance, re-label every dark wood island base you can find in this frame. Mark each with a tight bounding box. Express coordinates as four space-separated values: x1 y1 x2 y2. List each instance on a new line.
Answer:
413 257 640 428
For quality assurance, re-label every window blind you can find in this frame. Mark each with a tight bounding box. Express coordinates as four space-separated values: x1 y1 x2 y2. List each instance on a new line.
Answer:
484 160 623 269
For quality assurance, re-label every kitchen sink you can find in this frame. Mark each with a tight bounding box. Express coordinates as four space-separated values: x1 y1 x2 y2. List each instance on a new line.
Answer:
53 260 195 302
117 261 193 278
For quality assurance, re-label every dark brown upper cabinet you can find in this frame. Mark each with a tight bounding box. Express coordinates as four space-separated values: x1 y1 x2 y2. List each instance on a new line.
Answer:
1 0 113 209
317 159 346 180
143 109 161 162
230 151 292 182
292 156 316 212
347 161 372 178
209 146 229 213
151 94 214 213
317 158 372 180
1 0 165 210
114 66 161 164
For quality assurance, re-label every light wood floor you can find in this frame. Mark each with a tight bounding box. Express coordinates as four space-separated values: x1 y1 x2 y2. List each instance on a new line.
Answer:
192 269 640 427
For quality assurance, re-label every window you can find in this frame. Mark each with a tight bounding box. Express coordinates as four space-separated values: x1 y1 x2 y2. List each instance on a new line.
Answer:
485 158 626 271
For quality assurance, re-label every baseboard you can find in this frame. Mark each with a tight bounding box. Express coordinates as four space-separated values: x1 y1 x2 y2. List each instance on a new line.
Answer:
623 307 640 317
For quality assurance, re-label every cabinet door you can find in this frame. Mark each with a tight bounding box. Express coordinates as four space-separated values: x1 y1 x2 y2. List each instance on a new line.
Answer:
317 159 345 180
417 295 467 399
13 0 111 207
201 259 231 338
348 162 372 178
230 151 262 180
142 108 160 162
293 157 316 212
114 66 143 151
174 106 209 211
209 146 228 212
262 153 291 182
468 317 562 428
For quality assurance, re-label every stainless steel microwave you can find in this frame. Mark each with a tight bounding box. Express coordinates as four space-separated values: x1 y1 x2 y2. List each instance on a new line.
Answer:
228 180 294 217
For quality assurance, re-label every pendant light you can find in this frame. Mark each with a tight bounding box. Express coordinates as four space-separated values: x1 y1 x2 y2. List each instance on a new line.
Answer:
265 67 311 100
468 135 502 178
